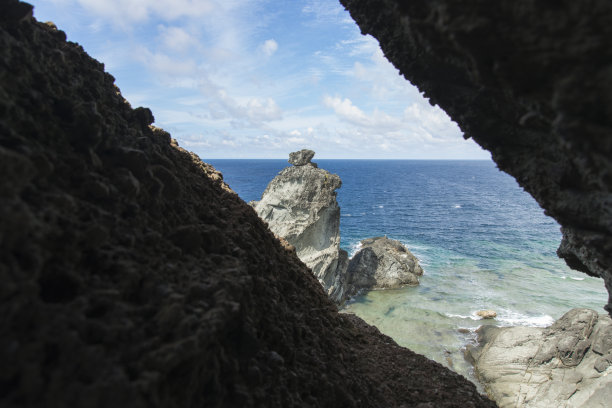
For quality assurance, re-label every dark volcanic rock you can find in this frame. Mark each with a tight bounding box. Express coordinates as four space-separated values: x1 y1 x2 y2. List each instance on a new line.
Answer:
0 2 494 407
340 0 612 314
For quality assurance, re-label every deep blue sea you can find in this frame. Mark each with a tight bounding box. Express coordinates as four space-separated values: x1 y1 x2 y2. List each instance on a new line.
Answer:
207 159 607 384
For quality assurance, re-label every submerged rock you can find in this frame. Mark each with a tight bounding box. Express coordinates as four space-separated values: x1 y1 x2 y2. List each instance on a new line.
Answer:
252 151 350 303
347 236 423 290
476 310 497 319
466 308 612 407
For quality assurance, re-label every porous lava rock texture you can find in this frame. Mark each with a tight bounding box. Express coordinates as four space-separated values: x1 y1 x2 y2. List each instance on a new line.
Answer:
340 0 612 314
347 236 424 290
466 309 612 407
252 151 350 304
0 2 495 407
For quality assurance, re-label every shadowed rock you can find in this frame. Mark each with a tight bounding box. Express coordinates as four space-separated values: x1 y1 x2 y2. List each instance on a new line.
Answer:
1 7 496 405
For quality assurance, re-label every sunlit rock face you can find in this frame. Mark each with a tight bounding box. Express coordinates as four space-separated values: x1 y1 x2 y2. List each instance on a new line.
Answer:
340 0 612 314
466 309 612 407
0 2 497 406
252 150 351 303
347 236 424 289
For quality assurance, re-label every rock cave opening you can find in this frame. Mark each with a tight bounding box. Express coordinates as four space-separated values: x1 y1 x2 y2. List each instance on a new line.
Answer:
2 0 612 407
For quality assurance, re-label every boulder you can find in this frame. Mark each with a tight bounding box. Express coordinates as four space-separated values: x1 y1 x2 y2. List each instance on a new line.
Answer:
252 150 349 303
346 236 423 290
476 310 497 319
466 308 612 407
288 149 315 166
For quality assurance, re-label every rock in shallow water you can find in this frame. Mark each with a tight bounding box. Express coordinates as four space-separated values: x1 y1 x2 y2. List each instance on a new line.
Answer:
476 310 497 319
347 236 423 290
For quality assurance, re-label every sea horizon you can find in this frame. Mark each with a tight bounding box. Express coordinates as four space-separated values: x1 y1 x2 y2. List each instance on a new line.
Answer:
204 157 493 161
208 158 608 387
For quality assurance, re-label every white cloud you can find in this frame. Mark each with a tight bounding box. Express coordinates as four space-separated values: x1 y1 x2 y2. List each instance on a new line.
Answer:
245 97 282 121
323 96 402 130
261 39 278 57
287 136 307 144
136 47 198 77
76 0 217 25
158 26 198 53
323 96 368 125
302 0 352 25
206 88 283 126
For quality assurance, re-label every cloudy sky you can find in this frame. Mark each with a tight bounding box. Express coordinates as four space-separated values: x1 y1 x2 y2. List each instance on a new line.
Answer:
33 0 490 160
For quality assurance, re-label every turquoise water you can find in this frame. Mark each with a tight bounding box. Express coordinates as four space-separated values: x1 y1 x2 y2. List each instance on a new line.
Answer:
207 159 607 384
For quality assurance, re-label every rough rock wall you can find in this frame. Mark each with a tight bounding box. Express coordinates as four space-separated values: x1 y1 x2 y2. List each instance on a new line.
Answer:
340 0 612 314
0 1 495 407
252 152 350 304
466 309 612 407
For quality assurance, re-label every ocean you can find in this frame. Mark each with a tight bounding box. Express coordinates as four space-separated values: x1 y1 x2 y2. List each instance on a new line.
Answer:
207 159 608 385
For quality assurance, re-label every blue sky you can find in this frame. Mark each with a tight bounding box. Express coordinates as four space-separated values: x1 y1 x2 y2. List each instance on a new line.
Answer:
32 0 490 160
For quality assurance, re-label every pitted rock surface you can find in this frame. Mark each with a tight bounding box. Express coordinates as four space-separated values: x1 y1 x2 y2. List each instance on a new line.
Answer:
288 149 315 166
0 2 495 407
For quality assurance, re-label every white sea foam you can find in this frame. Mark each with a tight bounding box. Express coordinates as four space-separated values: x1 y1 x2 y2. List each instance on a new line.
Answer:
496 311 554 327
446 311 554 327
444 313 480 320
349 242 363 257
378 205 384 208
560 276 585 281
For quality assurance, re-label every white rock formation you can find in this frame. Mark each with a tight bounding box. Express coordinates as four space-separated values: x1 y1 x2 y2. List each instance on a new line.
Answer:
466 308 612 408
346 236 423 290
252 150 350 303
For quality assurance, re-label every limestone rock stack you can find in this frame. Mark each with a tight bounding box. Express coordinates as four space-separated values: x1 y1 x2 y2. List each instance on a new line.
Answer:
252 150 350 303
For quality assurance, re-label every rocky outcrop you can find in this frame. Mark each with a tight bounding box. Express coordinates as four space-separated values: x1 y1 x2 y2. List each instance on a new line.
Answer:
466 309 612 407
252 151 350 303
340 0 612 314
476 310 497 320
288 148 315 166
2 4 496 406
347 236 423 291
